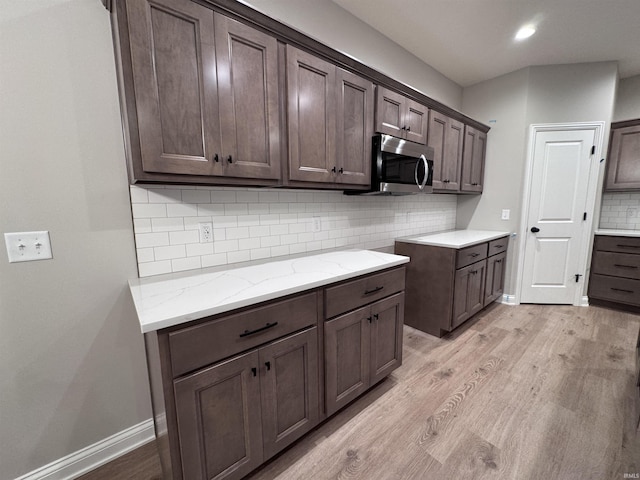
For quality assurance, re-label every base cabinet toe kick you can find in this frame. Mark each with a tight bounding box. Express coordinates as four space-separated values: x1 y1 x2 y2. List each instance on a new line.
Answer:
395 233 508 338
144 266 406 480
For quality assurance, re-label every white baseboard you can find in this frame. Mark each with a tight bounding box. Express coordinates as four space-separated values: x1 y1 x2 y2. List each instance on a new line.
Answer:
15 419 155 480
501 294 518 305
580 296 590 307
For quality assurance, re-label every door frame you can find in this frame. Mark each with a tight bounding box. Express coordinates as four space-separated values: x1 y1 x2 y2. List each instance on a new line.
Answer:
514 121 605 306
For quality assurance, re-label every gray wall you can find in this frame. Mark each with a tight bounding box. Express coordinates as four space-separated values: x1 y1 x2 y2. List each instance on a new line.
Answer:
458 62 618 297
244 0 463 109
613 74 640 121
0 2 151 478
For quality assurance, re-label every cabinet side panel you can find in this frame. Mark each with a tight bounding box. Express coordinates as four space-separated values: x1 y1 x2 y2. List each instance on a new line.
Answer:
394 242 455 336
145 332 176 479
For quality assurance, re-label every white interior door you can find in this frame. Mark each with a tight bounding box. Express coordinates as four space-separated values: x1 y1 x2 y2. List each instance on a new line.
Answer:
520 128 597 304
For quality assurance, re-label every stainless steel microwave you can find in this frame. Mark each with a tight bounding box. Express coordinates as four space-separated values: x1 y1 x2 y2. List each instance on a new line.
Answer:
348 134 434 195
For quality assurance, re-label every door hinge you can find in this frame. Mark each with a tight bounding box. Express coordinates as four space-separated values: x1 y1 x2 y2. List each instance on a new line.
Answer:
591 145 595 155
583 212 587 221
575 273 583 283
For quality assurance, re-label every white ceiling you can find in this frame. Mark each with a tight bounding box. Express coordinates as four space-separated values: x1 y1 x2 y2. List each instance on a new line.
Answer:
332 0 640 87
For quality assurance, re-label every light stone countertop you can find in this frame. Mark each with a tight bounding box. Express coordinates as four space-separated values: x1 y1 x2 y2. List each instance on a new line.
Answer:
129 249 409 333
395 229 511 249
594 229 640 238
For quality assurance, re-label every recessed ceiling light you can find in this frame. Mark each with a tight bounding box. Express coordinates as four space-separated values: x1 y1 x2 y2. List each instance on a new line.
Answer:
515 25 536 40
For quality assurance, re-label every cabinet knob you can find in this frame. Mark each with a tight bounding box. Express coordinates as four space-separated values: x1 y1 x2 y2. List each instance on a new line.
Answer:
331 166 337 173
373 313 379 321
530 227 540 233
265 361 271 371
213 154 219 163
251 367 257 377
227 155 233 164
339 167 344 174
471 182 478 186
406 126 411 132
367 316 373 323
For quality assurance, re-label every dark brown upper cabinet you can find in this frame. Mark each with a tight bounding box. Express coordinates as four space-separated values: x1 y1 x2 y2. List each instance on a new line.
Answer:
116 0 280 184
604 119 640 191
428 110 464 191
461 125 487 193
375 87 429 144
287 46 373 188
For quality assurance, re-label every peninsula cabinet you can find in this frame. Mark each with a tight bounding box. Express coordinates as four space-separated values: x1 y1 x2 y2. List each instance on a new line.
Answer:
604 119 640 191
375 86 429 144
461 125 487 193
395 233 508 338
114 0 281 185
428 110 464 191
286 46 373 188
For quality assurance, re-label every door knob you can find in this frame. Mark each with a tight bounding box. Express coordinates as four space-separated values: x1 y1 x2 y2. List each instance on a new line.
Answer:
530 227 540 233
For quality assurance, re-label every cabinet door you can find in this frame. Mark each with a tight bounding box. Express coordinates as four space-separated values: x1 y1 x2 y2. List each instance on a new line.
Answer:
404 98 429 145
324 306 370 416
369 293 404 385
215 15 281 180
260 328 319 460
461 126 487 193
484 252 506 306
429 111 463 191
174 351 263 480
605 123 640 191
125 0 221 176
336 68 374 186
452 260 486 329
375 87 405 138
287 46 336 183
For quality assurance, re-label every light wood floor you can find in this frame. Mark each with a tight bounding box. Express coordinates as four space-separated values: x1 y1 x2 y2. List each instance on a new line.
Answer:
81 304 640 480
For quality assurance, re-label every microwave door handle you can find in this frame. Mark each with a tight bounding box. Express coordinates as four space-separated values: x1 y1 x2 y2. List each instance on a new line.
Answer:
414 159 420 188
419 155 428 190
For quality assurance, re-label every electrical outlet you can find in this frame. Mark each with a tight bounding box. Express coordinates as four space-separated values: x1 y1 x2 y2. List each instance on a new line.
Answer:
501 209 510 220
312 216 321 232
5 231 53 263
627 207 638 218
198 222 213 243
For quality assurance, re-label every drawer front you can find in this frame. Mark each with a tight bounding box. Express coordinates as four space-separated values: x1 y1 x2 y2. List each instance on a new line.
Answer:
592 251 640 280
169 291 318 377
595 235 640 254
325 267 405 319
589 273 640 307
488 237 508 256
456 243 488 269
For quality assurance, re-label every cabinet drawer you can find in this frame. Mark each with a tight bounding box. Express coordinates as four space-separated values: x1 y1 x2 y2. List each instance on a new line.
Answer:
169 292 318 376
592 251 640 280
595 235 640 254
325 267 405 319
589 274 640 307
488 237 508 256
456 243 488 269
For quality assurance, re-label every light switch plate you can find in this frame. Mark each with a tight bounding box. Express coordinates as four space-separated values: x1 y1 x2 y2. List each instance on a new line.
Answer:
5 231 53 263
501 209 510 220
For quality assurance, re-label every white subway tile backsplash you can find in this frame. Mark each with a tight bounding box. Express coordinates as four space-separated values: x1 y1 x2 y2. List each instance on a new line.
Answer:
599 192 640 231
130 186 457 277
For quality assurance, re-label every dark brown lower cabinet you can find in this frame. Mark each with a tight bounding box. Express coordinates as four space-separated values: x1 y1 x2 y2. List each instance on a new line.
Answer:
173 327 318 480
395 235 508 338
485 251 507 306
452 260 486 330
324 293 404 416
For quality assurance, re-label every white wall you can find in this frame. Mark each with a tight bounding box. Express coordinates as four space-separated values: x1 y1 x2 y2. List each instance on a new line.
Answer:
244 0 463 109
459 62 619 297
0 2 151 478
613 74 640 121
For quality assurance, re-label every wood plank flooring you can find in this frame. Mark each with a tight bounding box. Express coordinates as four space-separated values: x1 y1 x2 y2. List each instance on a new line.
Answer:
80 304 640 480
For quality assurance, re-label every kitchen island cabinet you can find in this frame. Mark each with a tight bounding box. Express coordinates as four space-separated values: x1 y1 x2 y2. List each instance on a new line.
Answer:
395 230 509 338
130 249 408 479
